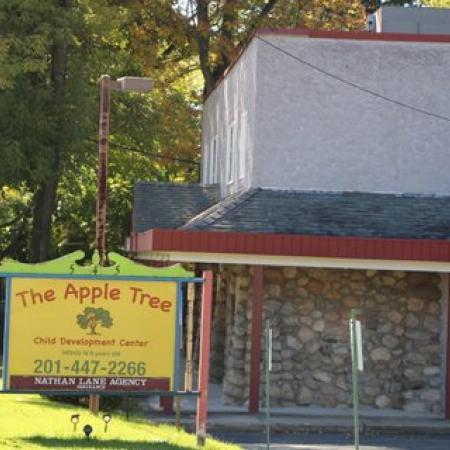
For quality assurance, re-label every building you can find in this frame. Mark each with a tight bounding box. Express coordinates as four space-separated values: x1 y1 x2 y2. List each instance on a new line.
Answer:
371 6 450 34
128 14 450 417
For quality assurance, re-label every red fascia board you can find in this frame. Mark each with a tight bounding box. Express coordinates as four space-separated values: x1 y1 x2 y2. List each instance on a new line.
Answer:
132 228 450 263
257 28 450 44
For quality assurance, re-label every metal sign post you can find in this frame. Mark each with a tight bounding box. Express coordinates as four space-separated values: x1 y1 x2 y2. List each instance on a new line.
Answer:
265 320 272 450
185 283 195 392
349 309 363 450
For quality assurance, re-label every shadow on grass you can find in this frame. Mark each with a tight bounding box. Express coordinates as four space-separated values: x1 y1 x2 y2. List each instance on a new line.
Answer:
14 397 79 410
16 397 147 421
23 436 194 449
15 398 145 419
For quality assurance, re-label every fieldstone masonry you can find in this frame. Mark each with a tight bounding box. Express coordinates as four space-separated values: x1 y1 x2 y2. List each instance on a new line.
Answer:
217 265 446 415
209 273 227 382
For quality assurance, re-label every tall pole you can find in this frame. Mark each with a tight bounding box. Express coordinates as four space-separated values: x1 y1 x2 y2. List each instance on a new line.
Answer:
185 283 195 391
350 309 360 450
96 74 111 266
249 266 263 414
90 74 111 415
266 320 272 450
91 75 151 415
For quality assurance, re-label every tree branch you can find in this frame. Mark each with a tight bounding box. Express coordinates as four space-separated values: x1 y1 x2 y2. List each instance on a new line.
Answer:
216 0 239 73
0 218 19 229
238 0 279 47
194 0 215 95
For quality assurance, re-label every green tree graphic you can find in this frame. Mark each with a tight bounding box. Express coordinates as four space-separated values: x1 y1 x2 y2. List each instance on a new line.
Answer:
77 308 113 336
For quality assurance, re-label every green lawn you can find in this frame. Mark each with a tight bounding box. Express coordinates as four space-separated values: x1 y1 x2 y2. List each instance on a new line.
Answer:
0 392 241 449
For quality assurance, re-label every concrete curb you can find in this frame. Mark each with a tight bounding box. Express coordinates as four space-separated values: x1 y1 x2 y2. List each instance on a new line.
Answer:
146 413 450 436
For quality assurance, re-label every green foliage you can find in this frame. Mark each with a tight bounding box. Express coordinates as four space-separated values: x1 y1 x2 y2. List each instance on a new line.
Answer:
0 187 32 261
77 307 113 335
422 0 450 6
0 1 88 186
0 0 372 263
130 1 366 95
0 1 200 262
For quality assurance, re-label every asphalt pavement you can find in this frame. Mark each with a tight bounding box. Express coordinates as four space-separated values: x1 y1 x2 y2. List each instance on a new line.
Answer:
213 432 450 450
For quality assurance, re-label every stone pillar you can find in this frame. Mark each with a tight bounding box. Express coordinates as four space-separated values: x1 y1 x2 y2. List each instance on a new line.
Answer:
223 265 251 405
209 268 227 382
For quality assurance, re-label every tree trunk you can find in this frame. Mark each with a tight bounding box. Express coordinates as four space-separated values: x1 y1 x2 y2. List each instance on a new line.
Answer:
30 1 70 262
31 179 58 262
195 0 215 96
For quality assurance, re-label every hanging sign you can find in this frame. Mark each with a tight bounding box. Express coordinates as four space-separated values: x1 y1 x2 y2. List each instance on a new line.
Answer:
1 251 194 394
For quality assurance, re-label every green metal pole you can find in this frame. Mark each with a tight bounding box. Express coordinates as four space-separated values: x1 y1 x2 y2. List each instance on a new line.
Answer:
266 320 272 450
350 309 360 450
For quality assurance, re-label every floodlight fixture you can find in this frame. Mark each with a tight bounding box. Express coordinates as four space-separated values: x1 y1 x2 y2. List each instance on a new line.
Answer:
103 413 112 432
70 414 80 432
116 76 153 92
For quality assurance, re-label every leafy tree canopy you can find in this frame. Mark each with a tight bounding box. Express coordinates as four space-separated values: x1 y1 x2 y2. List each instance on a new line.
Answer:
1 0 380 263
0 0 200 261
129 1 367 96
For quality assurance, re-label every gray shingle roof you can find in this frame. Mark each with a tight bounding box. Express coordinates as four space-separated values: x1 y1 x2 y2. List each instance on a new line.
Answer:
133 182 220 233
181 188 450 240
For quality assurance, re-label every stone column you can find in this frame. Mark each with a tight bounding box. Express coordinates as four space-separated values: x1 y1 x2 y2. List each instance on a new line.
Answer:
209 267 227 382
223 265 251 405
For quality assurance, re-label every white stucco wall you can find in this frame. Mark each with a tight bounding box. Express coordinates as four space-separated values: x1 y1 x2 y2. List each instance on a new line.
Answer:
201 39 259 197
253 35 450 195
202 33 450 196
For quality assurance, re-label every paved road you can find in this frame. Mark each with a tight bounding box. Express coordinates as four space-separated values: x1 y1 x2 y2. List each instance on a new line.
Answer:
213 432 450 450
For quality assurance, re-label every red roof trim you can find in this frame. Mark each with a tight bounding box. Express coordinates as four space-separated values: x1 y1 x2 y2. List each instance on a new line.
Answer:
131 229 450 263
257 28 450 43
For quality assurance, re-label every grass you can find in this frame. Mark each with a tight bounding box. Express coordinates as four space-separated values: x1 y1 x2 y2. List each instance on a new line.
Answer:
0 393 241 449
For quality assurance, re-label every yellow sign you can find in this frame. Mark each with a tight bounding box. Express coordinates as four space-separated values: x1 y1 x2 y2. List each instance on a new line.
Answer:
5 277 179 393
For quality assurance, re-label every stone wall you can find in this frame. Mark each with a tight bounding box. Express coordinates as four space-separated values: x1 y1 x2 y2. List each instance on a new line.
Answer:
217 265 447 415
221 265 252 402
210 272 227 382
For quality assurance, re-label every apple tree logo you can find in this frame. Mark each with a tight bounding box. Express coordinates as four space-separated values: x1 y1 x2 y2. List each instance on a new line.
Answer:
77 307 113 335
